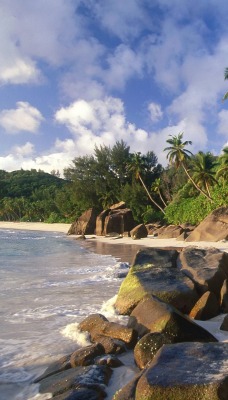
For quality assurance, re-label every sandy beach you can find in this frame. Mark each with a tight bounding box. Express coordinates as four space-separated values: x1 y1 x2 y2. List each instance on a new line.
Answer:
0 221 227 263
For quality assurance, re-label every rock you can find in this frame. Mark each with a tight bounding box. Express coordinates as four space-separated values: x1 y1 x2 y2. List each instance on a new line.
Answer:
128 295 217 342
179 247 228 300
156 224 184 239
186 206 228 242
68 208 98 235
96 209 110 236
70 343 104 367
91 335 126 354
176 231 189 241
130 224 148 239
135 342 228 399
109 201 126 210
95 202 135 236
34 354 71 383
79 314 137 347
115 248 198 315
53 388 102 399
104 209 135 236
134 332 172 369
220 314 228 331
79 314 108 333
113 373 142 400
39 365 111 398
189 291 220 320
95 355 123 368
221 279 228 313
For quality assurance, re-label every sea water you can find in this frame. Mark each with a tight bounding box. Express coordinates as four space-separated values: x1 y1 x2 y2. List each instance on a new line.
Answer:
0 229 132 400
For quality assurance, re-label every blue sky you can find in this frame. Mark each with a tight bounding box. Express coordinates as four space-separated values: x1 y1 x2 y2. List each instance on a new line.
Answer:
1 0 228 175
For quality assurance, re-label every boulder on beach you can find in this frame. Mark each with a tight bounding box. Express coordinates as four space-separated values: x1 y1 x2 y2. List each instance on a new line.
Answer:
130 223 148 239
114 248 199 315
135 342 228 400
67 208 97 235
127 295 217 342
96 203 135 236
186 206 228 242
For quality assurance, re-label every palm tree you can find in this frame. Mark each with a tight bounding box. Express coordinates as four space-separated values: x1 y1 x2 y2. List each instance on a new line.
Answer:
191 152 217 198
164 132 212 200
151 178 167 207
216 146 228 184
127 152 165 214
223 68 228 101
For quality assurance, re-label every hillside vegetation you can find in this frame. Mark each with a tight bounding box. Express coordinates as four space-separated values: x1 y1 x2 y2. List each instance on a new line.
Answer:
0 136 227 225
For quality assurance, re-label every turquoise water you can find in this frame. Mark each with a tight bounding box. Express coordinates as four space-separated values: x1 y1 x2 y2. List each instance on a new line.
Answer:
0 229 128 399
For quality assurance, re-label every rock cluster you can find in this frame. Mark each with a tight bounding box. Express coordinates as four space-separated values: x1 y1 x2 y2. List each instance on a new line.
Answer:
68 205 228 243
36 246 228 399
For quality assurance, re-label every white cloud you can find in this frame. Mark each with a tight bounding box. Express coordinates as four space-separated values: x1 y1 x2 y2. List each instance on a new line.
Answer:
218 109 228 138
12 142 35 156
0 102 44 134
148 103 163 122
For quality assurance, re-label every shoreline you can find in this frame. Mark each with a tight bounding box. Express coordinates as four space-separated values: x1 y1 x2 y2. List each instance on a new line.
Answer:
0 222 228 260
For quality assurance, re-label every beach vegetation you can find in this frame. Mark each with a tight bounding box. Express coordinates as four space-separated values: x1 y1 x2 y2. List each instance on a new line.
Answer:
0 137 227 225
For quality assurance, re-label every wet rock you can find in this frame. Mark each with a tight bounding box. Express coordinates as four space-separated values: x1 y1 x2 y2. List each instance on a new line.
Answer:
91 334 126 354
79 313 137 347
135 342 228 399
53 388 102 399
128 295 217 343
220 314 228 331
179 247 228 300
134 332 172 369
78 314 108 333
39 364 111 398
70 343 104 367
221 279 228 313
34 354 71 383
115 248 198 315
189 291 220 320
95 354 123 368
113 373 142 400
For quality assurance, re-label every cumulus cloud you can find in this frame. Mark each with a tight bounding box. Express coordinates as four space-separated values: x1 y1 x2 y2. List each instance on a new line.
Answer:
0 102 44 134
148 103 163 122
12 142 35 156
218 109 228 138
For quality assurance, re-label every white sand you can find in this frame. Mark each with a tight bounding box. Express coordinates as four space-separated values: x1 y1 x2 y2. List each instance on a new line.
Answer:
0 221 227 252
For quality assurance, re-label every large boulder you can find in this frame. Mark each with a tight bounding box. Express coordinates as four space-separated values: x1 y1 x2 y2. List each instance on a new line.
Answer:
179 247 228 300
103 209 135 236
186 206 228 242
130 224 148 239
114 248 199 315
96 205 135 236
38 365 111 398
68 208 98 235
156 224 184 239
128 295 217 342
135 342 228 400
189 291 220 320
79 313 137 347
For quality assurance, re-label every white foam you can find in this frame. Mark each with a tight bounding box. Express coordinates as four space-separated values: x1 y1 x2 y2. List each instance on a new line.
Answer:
60 322 91 347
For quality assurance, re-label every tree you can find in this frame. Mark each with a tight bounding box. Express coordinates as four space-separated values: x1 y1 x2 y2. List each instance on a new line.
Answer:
191 152 217 198
223 67 228 101
164 132 212 200
151 178 167 207
127 152 165 214
216 146 228 184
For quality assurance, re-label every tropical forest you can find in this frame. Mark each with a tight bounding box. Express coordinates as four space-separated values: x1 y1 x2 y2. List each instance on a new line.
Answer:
0 133 227 226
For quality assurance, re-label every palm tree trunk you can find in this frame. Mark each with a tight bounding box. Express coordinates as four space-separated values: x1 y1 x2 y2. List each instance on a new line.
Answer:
158 189 167 207
138 174 165 214
181 163 213 201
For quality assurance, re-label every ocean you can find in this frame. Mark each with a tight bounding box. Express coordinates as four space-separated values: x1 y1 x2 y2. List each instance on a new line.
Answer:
0 228 135 400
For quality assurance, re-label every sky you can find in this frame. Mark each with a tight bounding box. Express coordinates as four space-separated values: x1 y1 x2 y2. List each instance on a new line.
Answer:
1 0 228 176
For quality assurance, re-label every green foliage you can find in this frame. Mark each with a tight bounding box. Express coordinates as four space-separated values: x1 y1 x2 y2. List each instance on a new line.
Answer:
142 206 164 224
164 182 228 225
